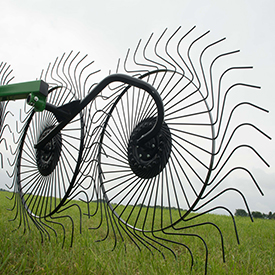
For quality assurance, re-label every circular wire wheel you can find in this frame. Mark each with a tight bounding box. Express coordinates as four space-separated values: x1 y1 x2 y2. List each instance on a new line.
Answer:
16 87 84 218
99 69 214 232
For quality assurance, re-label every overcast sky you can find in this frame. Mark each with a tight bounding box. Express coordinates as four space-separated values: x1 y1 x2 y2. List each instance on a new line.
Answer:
0 0 274 214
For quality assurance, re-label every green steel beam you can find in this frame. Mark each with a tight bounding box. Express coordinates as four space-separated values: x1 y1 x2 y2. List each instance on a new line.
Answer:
0 80 49 111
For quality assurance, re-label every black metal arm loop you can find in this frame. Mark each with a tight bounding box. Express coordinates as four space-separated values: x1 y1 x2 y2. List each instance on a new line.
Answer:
35 74 164 149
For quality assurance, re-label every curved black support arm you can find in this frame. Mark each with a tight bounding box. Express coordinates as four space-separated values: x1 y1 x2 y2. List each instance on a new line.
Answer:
35 74 164 149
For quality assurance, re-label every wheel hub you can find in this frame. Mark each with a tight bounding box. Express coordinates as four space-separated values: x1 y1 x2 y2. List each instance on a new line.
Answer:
36 126 62 176
128 117 172 179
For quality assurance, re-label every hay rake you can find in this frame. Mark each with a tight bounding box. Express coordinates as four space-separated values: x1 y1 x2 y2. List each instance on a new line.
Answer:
0 26 270 274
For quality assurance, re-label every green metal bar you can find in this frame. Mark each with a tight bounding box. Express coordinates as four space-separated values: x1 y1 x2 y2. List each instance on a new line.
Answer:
0 80 49 111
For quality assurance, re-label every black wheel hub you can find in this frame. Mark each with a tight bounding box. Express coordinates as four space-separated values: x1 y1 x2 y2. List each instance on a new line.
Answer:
36 126 62 176
128 117 172 179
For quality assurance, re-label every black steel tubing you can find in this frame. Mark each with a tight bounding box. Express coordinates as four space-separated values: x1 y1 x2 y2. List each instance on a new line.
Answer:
35 74 164 149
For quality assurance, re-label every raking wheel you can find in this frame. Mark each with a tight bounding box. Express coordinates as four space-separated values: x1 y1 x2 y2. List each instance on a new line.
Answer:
99 68 215 231
95 27 270 274
16 86 84 218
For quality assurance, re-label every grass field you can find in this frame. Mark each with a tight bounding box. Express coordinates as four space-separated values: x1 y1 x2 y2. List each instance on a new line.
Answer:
0 190 274 275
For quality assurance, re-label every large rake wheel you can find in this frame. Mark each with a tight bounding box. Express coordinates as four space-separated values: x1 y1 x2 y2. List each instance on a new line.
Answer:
8 51 105 246
99 68 215 230
97 26 270 273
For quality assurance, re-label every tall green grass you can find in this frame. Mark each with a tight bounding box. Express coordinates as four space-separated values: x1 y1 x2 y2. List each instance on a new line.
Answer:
0 190 274 274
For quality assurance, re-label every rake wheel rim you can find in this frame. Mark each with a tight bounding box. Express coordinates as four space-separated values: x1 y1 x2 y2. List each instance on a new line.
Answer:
16 90 84 218
99 69 215 232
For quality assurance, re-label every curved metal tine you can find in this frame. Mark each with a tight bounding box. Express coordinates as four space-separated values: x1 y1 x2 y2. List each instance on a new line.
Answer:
93 199 112 242
5 186 16 207
169 102 269 163
57 203 82 231
93 203 117 249
30 218 52 244
1 110 14 133
69 52 82 99
5 164 16 181
107 204 126 251
138 28 182 120
117 215 163 258
164 231 208 274
0 136 8 150
101 202 145 254
191 187 258 243
145 30 170 102
69 190 91 214
0 63 12 84
166 41 224 115
54 214 76 247
159 30 209 117
166 26 196 75
10 196 29 231
165 40 229 121
208 150 267 195
141 166 220 265
8 194 20 221
61 51 83 103
89 195 105 230
105 177 179 259
46 215 67 248
2 67 14 85
22 100 33 118
123 42 149 77
202 166 264 209
79 60 99 100
60 199 82 231
174 219 225 260
213 102 269 157
42 217 62 242
150 229 194 268
47 54 65 88
161 27 195 102
140 32 160 74
133 229 166 259
0 146 4 166
0 63 8 84
7 143 21 165
117 31 166 120
135 182 190 261
212 128 270 173
121 178 175 259
55 53 71 106
192 204 241 244
115 218 146 253
134 38 159 74
166 32 226 122
40 60 54 85
169 121 269 179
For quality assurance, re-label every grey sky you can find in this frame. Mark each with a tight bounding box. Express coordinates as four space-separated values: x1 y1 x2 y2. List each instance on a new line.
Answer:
0 0 274 214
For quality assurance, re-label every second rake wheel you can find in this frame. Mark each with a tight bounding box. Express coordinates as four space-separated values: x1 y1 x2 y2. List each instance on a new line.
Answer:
16 86 84 218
